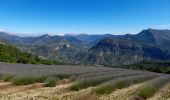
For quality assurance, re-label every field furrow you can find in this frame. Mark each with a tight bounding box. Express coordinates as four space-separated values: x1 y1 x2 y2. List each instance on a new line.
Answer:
0 83 45 95
99 83 143 100
0 84 71 100
58 87 95 100
148 83 170 100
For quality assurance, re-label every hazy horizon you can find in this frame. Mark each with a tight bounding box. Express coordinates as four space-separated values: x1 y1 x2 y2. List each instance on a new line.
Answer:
1 28 170 37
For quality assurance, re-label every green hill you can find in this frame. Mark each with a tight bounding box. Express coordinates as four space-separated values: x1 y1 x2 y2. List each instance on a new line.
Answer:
0 43 62 65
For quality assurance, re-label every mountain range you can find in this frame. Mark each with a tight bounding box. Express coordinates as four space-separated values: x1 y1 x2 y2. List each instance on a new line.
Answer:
0 28 170 65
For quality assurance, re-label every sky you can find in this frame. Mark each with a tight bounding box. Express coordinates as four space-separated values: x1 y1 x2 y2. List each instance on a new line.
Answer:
0 0 170 36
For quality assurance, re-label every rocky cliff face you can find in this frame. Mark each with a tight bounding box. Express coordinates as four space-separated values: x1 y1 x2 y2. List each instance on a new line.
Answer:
75 38 170 65
121 29 170 51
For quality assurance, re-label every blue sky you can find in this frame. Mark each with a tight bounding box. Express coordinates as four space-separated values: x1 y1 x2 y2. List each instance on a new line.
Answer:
0 0 170 35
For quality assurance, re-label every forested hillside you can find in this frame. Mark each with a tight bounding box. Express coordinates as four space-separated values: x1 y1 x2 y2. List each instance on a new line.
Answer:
0 43 62 65
112 61 170 74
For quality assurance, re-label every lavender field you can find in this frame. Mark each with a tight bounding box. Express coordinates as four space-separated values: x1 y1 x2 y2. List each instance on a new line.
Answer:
0 63 170 100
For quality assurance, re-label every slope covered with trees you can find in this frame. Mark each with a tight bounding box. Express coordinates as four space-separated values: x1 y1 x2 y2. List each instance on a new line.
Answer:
0 43 62 65
112 61 170 74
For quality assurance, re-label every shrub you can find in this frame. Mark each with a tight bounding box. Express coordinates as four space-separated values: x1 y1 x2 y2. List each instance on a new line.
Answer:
13 77 35 85
138 85 156 99
0 74 13 82
12 76 47 85
136 76 170 99
34 76 47 82
96 80 126 94
44 77 59 87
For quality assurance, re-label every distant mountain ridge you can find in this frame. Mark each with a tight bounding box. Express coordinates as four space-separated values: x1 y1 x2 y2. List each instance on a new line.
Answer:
0 28 170 65
119 29 170 51
69 34 114 43
75 38 170 65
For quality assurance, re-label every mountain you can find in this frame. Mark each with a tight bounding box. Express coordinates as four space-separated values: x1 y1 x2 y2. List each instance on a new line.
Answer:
64 34 118 49
120 28 170 51
0 31 86 63
75 38 170 65
76 28 170 65
22 36 83 63
1 28 170 65
73 34 114 43
0 31 37 45
0 31 115 63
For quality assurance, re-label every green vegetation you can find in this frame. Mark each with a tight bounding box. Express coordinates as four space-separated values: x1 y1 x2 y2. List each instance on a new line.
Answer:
0 73 71 86
0 74 13 82
96 74 157 94
70 78 109 91
112 61 170 74
138 85 156 99
44 77 59 87
70 72 145 91
96 80 127 94
0 43 62 65
136 76 170 99
165 93 170 98
13 77 36 85
12 76 47 85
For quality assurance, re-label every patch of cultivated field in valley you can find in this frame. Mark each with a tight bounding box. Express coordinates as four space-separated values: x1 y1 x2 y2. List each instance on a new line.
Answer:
0 63 170 100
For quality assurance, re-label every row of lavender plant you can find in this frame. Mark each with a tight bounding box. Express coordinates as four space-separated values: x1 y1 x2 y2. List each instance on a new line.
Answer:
95 73 159 94
135 75 170 99
70 71 149 91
